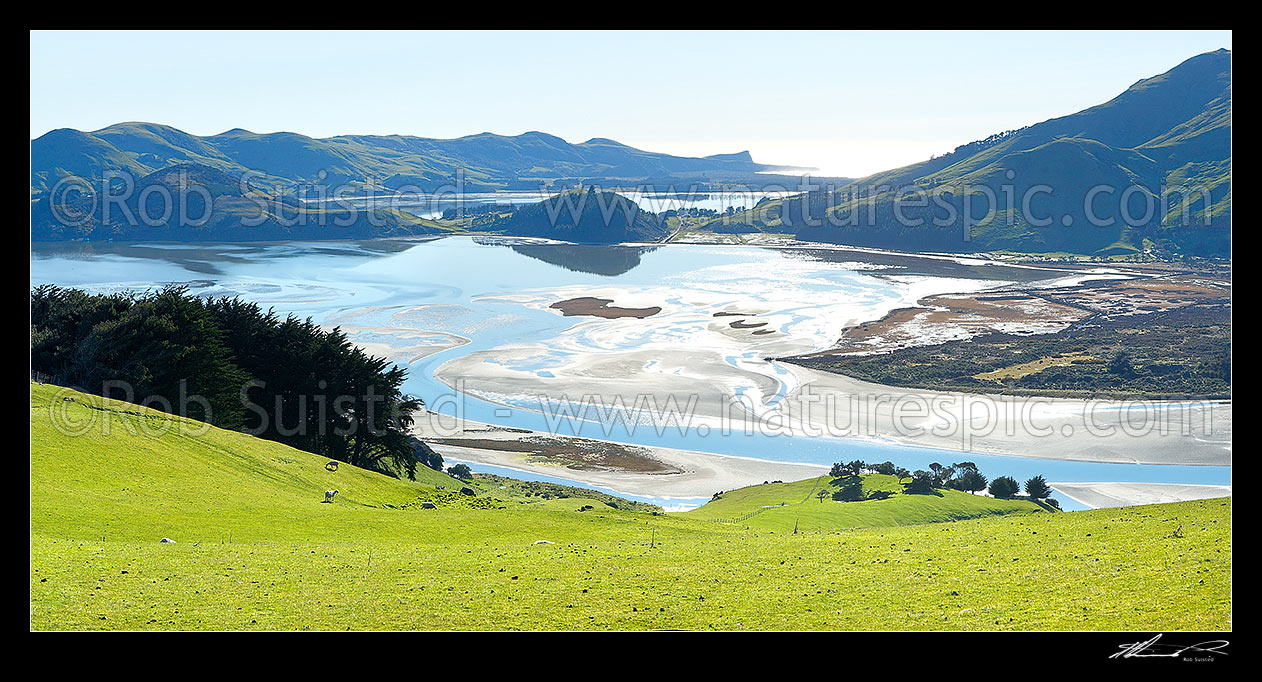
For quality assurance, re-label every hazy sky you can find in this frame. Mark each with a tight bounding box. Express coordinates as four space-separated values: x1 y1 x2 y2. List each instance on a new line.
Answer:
30 30 1231 177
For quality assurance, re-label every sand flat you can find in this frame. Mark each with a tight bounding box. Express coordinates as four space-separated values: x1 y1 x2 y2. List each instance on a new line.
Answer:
434 349 1232 467
1049 482 1232 509
413 412 827 499
786 365 1231 466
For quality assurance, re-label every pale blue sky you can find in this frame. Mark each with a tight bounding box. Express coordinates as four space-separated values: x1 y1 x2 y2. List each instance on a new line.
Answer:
30 30 1231 177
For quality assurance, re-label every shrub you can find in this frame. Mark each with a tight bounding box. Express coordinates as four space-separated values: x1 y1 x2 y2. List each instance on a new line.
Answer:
989 476 1020 499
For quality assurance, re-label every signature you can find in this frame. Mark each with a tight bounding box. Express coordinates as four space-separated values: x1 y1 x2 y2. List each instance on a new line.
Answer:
1110 634 1229 660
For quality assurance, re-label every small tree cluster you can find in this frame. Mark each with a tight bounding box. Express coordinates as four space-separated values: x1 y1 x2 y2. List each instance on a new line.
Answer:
829 460 867 479
905 470 936 494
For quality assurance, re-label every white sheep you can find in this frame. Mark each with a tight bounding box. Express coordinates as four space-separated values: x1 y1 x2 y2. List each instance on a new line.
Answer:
324 489 338 503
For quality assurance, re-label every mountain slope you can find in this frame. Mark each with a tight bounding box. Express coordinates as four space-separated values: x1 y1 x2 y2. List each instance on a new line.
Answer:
715 49 1231 257
31 125 793 196
29 162 447 242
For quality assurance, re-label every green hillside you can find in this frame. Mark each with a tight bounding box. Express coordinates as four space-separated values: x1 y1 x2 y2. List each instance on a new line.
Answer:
30 124 787 198
29 162 450 242
30 383 1231 630
472 187 670 243
710 49 1231 257
689 475 1046 531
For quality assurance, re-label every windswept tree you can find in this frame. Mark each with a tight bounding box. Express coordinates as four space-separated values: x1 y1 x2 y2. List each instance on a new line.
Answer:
929 462 958 488
448 463 473 480
955 469 989 495
905 470 936 494
894 467 912 484
31 285 428 480
989 476 1020 499
31 285 247 427
207 297 423 478
1025 475 1052 499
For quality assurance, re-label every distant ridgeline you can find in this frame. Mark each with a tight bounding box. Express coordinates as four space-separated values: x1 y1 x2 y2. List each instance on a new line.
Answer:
29 50 1229 255
707 49 1232 257
30 127 793 197
29 124 803 243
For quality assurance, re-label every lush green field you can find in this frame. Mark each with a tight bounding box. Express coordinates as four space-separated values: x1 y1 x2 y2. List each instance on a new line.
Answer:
688 475 1047 532
30 383 1231 630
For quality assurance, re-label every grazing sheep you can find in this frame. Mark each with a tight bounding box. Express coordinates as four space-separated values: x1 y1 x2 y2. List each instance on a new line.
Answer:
323 490 338 503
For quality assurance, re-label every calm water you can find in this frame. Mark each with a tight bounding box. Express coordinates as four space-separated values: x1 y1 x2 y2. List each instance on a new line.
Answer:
31 237 1231 509
318 189 797 219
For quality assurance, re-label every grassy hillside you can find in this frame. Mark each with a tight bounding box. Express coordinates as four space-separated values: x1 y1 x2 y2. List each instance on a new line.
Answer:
29 162 450 242
708 49 1231 257
31 124 781 197
30 383 1230 630
471 188 669 243
689 475 1047 531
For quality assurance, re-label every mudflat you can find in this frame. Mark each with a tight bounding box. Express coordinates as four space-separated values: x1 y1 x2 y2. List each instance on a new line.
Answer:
550 296 662 319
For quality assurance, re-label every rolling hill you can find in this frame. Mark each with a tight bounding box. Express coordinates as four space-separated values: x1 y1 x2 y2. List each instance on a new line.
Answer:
31 124 805 198
31 382 1230 630
471 188 670 243
711 49 1231 257
29 162 449 242
688 475 1048 532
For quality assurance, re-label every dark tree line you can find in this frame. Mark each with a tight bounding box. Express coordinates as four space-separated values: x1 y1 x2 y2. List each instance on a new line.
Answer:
900 461 1056 504
31 285 428 479
812 458 1059 507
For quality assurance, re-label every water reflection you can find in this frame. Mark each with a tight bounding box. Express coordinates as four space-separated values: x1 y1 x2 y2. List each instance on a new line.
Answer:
507 243 660 276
